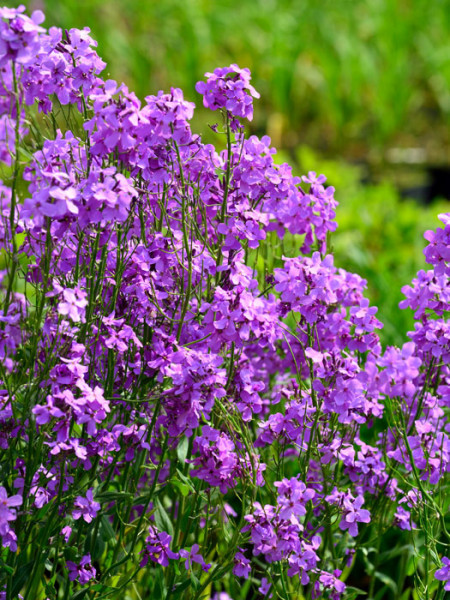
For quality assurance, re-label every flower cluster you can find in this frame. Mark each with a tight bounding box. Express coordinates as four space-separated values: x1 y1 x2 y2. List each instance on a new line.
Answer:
0 6 448 600
67 554 96 585
195 64 260 128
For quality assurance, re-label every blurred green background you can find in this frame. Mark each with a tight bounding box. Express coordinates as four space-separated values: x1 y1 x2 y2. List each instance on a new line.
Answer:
18 0 450 343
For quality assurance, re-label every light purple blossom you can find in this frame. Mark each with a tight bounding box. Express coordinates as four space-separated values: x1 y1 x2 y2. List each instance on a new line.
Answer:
196 64 260 126
72 488 100 523
179 544 211 572
0 5 447 597
274 476 315 520
0 486 22 552
233 548 251 579
435 557 450 591
325 489 371 537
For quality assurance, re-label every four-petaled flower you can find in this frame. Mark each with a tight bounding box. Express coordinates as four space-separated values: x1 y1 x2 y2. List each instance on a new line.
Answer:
72 488 100 523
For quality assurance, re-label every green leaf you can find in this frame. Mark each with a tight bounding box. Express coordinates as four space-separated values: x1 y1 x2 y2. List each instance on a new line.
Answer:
170 478 190 497
34 501 54 520
91 531 106 561
91 583 119 592
189 570 200 591
374 586 390 600
345 586 368 599
11 562 34 597
378 544 414 562
176 468 195 491
72 589 89 600
153 497 174 537
374 571 397 594
100 515 117 545
64 546 78 561
155 563 167 596
44 581 57 600
176 436 189 463
406 556 418 576
171 578 192 597
0 560 14 575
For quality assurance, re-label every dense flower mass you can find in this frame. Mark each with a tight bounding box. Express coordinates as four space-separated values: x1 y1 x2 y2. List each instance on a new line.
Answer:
0 5 448 600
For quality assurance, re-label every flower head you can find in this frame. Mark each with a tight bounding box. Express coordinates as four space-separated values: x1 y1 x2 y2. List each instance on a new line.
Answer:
67 554 96 585
196 64 259 127
72 488 100 523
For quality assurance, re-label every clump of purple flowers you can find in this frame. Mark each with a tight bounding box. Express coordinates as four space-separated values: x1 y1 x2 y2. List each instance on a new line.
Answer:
195 64 260 129
0 5 449 600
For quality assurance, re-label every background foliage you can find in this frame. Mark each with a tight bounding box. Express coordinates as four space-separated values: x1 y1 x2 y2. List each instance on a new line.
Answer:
19 0 450 339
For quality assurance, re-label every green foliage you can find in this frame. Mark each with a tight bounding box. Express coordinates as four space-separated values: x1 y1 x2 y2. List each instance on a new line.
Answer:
27 0 450 158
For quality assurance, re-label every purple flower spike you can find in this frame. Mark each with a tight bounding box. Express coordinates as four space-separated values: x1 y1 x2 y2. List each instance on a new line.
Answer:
340 494 371 537
179 543 211 572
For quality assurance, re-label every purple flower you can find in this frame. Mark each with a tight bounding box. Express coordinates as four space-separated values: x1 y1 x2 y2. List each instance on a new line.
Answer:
258 577 272 597
0 486 22 523
140 525 179 567
0 6 45 67
274 476 315 520
423 213 450 276
313 570 346 600
339 493 371 537
191 426 265 492
67 554 96 585
0 5 448 596
233 548 251 579
0 487 22 552
57 287 88 322
61 525 72 542
393 506 413 531
302 172 327 185
179 544 211 572
72 488 100 523
286 538 320 584
435 557 450 591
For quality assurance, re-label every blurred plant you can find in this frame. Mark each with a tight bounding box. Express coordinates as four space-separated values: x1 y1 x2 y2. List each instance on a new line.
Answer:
36 0 450 159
